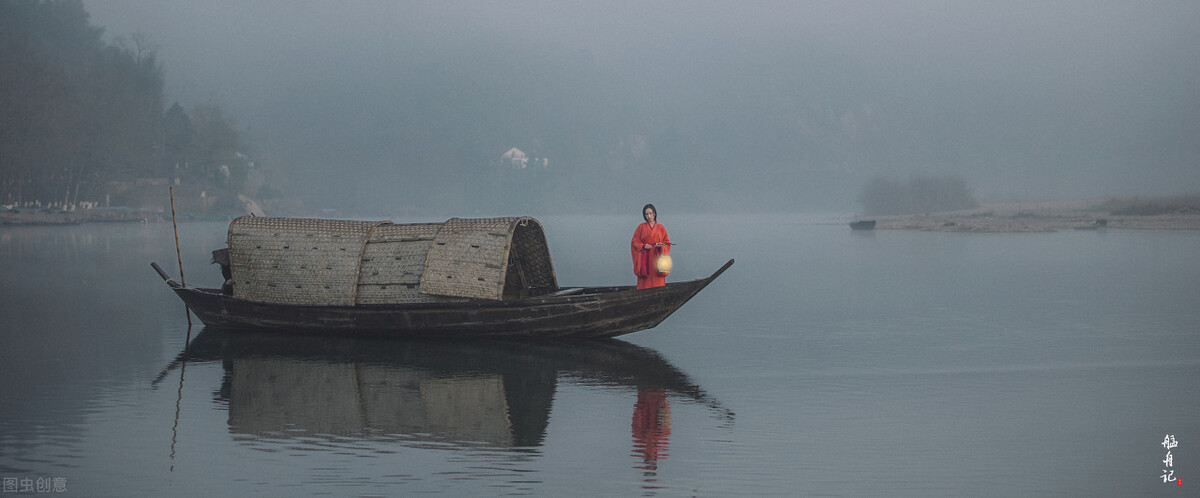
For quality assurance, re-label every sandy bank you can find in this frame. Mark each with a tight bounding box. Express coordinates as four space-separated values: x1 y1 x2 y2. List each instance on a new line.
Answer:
870 197 1200 232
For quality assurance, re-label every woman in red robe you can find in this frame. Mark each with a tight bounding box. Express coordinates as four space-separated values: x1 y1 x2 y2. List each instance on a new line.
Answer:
631 204 671 289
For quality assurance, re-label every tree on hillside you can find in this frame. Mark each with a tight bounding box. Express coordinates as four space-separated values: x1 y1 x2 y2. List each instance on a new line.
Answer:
186 104 257 195
162 102 193 176
0 0 165 206
858 175 979 215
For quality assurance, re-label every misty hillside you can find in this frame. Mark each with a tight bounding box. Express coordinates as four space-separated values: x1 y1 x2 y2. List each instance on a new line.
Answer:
264 38 899 214
258 28 1198 216
23 1 1200 216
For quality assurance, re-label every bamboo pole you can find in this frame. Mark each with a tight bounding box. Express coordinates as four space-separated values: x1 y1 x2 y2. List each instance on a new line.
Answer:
170 186 185 287
170 187 192 328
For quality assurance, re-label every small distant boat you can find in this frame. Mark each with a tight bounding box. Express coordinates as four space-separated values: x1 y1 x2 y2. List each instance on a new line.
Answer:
849 220 876 230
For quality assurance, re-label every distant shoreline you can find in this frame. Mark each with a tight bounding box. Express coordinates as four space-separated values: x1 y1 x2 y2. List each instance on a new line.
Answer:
868 196 1200 232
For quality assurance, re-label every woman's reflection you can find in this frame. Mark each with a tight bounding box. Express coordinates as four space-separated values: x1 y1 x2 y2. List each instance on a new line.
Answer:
632 388 671 471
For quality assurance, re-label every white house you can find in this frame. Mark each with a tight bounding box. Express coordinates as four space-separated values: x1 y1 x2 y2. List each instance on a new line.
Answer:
502 147 528 169
500 147 550 170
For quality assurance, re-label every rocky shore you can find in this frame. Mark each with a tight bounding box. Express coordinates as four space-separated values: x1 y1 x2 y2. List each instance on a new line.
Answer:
0 206 169 225
870 197 1200 232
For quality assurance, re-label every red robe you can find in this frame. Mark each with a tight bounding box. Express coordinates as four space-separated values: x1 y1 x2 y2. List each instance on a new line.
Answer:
631 222 671 289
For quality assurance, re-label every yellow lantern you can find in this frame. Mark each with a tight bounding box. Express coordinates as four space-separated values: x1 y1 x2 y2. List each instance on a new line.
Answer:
655 253 673 275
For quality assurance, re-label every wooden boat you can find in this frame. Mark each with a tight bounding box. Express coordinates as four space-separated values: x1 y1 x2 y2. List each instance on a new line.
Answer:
152 216 732 338
849 219 876 230
1074 219 1108 230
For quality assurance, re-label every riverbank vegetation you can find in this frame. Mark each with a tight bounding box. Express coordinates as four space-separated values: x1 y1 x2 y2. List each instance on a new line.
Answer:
1099 195 1200 216
857 175 980 215
0 0 273 215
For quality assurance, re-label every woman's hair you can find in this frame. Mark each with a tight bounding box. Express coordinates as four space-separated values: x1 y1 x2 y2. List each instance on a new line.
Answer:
642 203 657 222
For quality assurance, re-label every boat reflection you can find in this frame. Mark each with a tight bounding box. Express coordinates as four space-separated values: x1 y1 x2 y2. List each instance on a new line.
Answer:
164 327 733 451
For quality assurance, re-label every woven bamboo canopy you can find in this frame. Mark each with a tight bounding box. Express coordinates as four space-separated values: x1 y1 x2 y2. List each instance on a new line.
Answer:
226 216 557 305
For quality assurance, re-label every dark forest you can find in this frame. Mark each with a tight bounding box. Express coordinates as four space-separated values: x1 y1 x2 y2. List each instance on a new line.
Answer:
1 0 258 214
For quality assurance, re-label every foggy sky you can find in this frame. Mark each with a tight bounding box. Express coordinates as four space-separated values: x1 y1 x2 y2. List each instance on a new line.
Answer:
84 0 1200 213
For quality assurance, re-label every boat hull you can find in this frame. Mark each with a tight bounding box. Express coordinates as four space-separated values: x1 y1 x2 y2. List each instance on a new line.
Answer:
849 220 876 230
164 259 733 339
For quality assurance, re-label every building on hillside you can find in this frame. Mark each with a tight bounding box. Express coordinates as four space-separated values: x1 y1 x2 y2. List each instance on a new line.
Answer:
502 147 528 169
501 147 549 170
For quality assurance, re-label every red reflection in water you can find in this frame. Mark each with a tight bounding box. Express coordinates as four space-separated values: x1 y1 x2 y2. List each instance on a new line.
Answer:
632 388 671 472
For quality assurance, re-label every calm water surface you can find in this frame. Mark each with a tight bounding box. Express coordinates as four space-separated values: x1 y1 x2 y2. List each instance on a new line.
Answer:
1 214 1197 496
